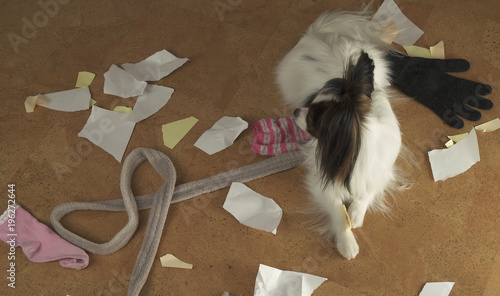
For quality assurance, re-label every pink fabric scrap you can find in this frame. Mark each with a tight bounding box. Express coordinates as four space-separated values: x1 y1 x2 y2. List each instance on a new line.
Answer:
252 117 310 156
0 205 89 270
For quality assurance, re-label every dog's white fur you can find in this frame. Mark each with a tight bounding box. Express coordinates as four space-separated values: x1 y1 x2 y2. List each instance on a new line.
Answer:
276 10 407 259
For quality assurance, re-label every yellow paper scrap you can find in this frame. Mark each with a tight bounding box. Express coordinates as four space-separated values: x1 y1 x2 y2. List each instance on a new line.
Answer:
160 254 193 269
75 71 96 88
113 106 133 114
447 132 469 143
403 45 432 58
430 40 445 59
380 22 398 44
445 139 454 148
24 94 50 113
89 99 97 107
475 118 500 132
161 116 199 149
342 204 352 231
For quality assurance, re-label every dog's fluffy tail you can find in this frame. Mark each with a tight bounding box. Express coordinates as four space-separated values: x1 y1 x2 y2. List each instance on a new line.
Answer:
316 52 374 190
306 5 395 48
307 8 372 35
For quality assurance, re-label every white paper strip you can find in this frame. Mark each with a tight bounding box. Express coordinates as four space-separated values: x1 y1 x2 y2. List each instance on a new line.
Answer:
127 84 174 123
372 0 424 45
254 264 327 296
78 106 136 162
223 182 282 234
419 282 454 296
194 116 248 155
428 128 480 182
38 87 91 112
103 64 147 98
121 49 189 82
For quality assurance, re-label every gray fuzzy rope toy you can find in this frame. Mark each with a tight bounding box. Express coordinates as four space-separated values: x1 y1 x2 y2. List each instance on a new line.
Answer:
50 147 305 296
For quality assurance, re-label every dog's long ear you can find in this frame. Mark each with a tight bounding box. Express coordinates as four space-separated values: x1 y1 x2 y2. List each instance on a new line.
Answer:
344 51 375 100
316 51 374 190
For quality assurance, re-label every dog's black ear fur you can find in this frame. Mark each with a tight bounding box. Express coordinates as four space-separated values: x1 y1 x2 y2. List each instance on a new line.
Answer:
314 51 374 190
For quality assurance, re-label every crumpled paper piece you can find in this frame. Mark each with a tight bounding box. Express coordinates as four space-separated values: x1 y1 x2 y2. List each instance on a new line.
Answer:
475 118 500 132
78 106 136 162
121 49 189 81
75 71 96 88
160 254 193 269
24 94 50 113
194 116 248 155
429 41 445 59
428 128 480 182
419 282 454 296
445 132 469 147
403 41 445 59
126 84 174 123
254 264 328 296
447 132 469 143
103 64 147 98
113 106 133 114
372 0 424 46
161 116 199 149
37 87 92 112
78 85 173 162
223 182 282 234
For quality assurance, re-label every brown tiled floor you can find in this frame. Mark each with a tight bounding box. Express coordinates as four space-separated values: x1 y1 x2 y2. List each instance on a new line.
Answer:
1 0 499 295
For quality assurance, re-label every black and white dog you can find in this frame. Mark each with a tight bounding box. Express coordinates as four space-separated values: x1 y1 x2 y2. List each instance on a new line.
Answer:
276 10 408 259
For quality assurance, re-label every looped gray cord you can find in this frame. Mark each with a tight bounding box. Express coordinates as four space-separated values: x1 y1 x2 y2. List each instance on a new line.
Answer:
50 147 305 296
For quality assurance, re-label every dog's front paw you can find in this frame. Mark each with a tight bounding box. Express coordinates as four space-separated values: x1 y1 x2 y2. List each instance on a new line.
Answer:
348 202 368 229
349 207 365 229
336 231 359 260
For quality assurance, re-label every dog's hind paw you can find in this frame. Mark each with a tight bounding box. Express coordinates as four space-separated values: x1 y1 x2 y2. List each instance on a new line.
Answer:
336 232 359 260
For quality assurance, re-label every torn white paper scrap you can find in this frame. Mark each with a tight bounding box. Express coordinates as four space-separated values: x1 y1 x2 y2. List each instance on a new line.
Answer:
37 87 91 112
194 116 248 155
78 106 136 162
122 49 189 81
371 0 424 45
428 128 480 182
223 182 282 234
103 64 147 98
126 84 174 123
475 118 500 132
160 254 193 269
419 282 454 296
254 264 327 296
